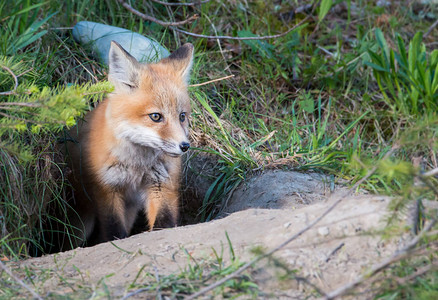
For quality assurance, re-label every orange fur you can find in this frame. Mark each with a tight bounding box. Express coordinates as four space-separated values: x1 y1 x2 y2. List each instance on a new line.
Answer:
64 42 194 249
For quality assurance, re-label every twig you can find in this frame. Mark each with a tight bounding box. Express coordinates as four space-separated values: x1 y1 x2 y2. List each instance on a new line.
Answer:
118 0 311 40
0 102 41 107
189 75 234 87
0 110 64 125
150 0 210 6
396 260 438 285
426 230 438 236
295 276 326 296
116 0 199 26
0 66 19 96
185 146 399 299
317 45 335 57
123 287 179 299
0 123 25 128
0 105 40 117
16 68 33 78
419 174 438 198
49 27 74 30
322 218 437 300
423 167 438 177
0 261 43 300
325 242 345 263
424 18 438 38
122 288 155 300
172 16 310 40
82 90 112 96
0 111 41 124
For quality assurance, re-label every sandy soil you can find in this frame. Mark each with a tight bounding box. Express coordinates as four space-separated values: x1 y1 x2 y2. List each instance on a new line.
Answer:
22 170 408 298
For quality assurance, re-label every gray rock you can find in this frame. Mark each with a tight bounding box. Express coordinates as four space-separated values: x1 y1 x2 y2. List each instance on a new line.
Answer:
72 21 170 65
222 170 347 214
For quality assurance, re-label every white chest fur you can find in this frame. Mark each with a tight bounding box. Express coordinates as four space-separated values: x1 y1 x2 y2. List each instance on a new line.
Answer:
98 140 169 190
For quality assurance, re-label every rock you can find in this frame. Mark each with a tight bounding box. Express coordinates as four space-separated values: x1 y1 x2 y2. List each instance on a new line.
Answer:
72 21 170 65
318 226 330 236
222 170 347 214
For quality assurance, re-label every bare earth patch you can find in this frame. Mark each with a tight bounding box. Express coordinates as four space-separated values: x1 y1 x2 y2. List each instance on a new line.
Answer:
22 171 408 298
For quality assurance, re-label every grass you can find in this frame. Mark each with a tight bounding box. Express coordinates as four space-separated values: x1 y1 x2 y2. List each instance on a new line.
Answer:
0 236 260 299
124 240 259 299
0 0 437 298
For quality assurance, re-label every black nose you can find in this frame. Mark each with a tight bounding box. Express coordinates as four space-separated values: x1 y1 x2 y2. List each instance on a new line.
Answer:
179 142 190 152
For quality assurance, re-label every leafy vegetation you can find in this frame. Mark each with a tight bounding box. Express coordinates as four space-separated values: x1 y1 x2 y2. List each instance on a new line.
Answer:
365 29 438 116
0 0 437 298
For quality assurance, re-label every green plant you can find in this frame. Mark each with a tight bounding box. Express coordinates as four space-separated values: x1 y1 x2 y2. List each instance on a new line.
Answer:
0 1 55 56
365 29 438 116
0 43 111 257
376 263 438 300
191 90 258 221
125 233 258 299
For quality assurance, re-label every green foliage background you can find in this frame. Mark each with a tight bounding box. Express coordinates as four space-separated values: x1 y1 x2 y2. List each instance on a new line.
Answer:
0 0 437 298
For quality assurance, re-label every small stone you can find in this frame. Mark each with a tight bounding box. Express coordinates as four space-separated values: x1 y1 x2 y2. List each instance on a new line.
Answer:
318 226 330 236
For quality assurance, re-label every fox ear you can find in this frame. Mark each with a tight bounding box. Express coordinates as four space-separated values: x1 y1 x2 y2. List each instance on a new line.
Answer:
108 41 141 93
162 43 194 84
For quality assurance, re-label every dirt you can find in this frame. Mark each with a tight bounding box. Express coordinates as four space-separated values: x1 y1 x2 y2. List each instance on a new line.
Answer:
223 170 344 213
22 170 410 298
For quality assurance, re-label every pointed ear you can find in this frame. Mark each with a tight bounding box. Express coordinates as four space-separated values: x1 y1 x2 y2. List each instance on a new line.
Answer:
162 43 194 84
108 41 141 93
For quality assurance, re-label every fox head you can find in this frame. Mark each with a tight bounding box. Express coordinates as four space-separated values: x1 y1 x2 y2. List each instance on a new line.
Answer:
107 41 194 157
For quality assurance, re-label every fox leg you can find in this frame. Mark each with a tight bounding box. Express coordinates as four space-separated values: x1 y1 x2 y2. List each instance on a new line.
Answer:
95 189 129 242
145 181 179 230
62 208 95 250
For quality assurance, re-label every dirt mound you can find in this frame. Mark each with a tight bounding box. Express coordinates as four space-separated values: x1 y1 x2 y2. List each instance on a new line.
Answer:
21 170 410 298
223 170 345 213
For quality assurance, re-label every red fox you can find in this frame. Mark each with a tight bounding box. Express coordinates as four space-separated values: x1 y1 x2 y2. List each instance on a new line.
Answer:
63 41 194 249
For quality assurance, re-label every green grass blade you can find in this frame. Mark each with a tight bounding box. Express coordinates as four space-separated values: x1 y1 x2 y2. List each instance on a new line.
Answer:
194 92 235 155
318 0 333 23
375 28 390 68
321 111 369 155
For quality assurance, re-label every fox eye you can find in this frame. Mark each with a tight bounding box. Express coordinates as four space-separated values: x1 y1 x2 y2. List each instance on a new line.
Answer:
179 112 186 123
149 113 163 122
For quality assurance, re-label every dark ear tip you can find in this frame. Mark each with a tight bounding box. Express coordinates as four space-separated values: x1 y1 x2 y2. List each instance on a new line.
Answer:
169 43 194 60
182 43 194 55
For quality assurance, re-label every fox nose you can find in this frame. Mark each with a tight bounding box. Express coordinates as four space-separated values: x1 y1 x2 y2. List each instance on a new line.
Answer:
179 142 190 152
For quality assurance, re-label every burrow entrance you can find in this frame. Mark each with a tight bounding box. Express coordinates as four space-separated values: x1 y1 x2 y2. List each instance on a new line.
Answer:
31 152 341 256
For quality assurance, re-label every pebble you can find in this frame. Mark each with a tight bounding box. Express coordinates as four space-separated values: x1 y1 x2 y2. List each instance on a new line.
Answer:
318 226 330 236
